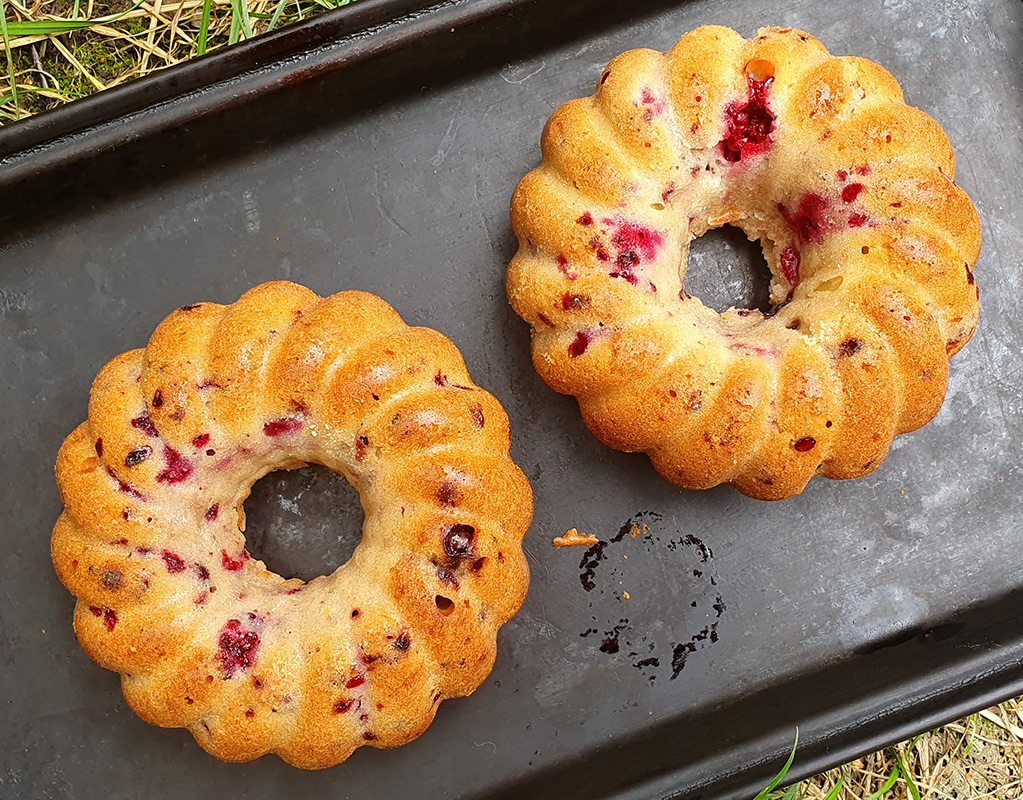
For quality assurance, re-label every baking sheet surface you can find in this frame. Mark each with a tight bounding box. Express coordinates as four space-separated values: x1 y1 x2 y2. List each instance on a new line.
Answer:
1 0 1021 797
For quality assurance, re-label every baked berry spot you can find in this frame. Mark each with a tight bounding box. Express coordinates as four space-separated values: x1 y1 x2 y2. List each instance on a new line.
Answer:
217 619 260 678
794 437 816 452
263 418 303 437
156 447 193 484
130 412 159 438
125 446 152 467
205 504 220 522
720 74 775 162
346 674 366 689
561 293 591 311
100 568 123 591
607 217 663 262
568 331 591 358
355 434 370 461
222 549 250 571
192 433 210 448
437 481 459 507
841 182 865 203
90 606 118 631
394 630 411 651
334 698 356 714
838 338 863 357
444 524 476 558
107 467 145 500
577 212 593 226
780 193 831 244
470 405 485 429
162 550 186 573
779 246 801 287
152 390 164 408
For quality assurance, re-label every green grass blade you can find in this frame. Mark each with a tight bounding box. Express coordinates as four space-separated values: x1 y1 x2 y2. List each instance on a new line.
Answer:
6 2 146 36
753 728 799 800
864 763 901 800
893 749 922 800
228 0 253 41
778 784 800 800
227 3 241 45
0 0 18 120
196 0 212 55
266 0 290 31
821 769 844 800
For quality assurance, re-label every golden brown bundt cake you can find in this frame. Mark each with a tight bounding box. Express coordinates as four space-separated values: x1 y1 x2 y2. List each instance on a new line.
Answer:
51 281 532 768
507 25 981 500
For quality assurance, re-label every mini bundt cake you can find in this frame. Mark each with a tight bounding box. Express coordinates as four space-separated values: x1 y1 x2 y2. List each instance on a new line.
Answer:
51 281 532 768
507 25 981 500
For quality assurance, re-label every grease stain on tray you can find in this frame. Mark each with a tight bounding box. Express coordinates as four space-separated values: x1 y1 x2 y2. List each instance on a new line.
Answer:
577 511 725 681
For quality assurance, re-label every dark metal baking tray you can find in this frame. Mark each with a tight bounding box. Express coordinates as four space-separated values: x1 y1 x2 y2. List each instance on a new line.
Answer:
1 0 1020 797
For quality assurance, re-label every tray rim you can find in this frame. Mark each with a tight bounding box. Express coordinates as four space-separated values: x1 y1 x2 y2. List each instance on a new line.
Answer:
3 0 1021 797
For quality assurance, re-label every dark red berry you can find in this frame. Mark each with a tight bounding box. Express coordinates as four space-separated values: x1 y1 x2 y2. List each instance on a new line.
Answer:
470 405 485 428
125 446 152 467
577 212 593 226
192 433 210 448
841 182 865 203
346 674 366 689
779 246 800 287
394 631 411 652
152 390 163 408
222 549 249 571
355 434 370 461
217 619 260 677
794 437 816 452
130 413 159 438
156 447 192 484
162 551 186 573
334 698 356 714
205 504 219 522
443 524 476 558
263 418 302 437
719 75 775 162
90 606 118 631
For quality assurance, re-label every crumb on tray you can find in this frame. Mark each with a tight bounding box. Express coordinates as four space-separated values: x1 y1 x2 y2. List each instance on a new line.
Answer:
553 528 599 548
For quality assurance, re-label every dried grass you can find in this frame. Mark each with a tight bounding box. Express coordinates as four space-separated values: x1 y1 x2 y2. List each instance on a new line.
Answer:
0 0 355 120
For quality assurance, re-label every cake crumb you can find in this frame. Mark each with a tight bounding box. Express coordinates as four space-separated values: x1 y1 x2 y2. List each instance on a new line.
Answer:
622 591 630 600
553 528 599 548
630 522 649 538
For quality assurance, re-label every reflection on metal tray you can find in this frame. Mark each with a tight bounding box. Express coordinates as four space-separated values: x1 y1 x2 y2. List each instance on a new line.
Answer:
0 0 1021 798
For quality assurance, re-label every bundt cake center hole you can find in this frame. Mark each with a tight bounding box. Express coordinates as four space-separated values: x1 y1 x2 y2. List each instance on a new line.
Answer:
683 224 773 314
243 464 364 582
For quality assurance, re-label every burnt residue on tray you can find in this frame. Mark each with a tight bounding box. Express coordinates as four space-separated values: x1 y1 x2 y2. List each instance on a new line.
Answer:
577 511 725 680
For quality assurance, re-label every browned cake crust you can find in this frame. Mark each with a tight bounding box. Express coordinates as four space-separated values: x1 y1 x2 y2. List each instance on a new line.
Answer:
51 281 532 768
507 26 981 500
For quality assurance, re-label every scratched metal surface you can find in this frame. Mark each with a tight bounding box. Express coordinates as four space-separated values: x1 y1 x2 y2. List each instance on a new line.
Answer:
1 0 1021 797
